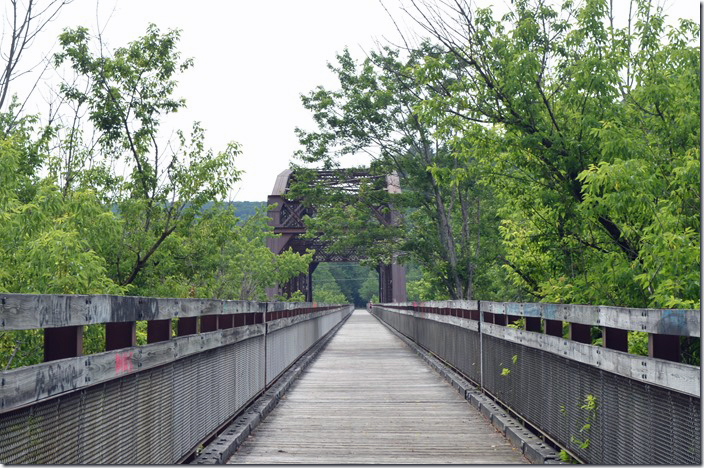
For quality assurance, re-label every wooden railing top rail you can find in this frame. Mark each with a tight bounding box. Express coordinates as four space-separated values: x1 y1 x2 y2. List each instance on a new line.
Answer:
0 293 341 330
0 302 351 414
374 304 700 397
381 300 700 337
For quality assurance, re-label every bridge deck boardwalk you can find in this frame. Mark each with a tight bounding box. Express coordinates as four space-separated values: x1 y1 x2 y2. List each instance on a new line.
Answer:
227 310 527 464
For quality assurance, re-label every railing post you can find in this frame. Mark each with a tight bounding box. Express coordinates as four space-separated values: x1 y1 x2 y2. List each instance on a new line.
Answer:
603 326 628 352
264 302 269 386
105 322 136 350
544 319 563 337
177 317 197 336
147 319 172 343
525 317 541 332
569 323 592 344
648 333 680 362
200 315 218 332
44 326 83 361
478 300 483 391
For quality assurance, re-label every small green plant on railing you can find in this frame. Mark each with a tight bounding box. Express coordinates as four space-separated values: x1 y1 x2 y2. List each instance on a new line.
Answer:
500 355 518 376
507 317 525 329
570 394 598 450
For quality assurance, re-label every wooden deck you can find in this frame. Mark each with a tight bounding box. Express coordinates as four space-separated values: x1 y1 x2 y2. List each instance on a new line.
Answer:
227 310 527 464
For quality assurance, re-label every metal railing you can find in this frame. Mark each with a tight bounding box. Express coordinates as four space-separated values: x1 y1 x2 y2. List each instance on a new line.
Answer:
371 300 700 464
0 293 353 464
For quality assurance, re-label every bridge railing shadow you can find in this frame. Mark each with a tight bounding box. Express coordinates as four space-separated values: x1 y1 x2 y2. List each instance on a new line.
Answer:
0 293 353 464
372 300 700 464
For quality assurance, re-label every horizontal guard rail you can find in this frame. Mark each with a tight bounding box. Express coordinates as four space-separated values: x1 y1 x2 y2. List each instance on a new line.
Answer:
0 294 341 330
483 322 699 397
0 323 265 413
0 294 354 464
481 301 700 337
372 301 701 465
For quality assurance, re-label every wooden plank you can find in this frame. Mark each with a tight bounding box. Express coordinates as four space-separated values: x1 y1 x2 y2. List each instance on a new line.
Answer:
0 294 111 330
483 323 700 397
0 324 265 414
228 310 527 465
3 293 695 338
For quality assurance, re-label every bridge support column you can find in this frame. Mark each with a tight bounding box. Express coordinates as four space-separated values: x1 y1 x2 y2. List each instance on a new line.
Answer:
306 262 318 303
280 269 311 302
378 262 406 303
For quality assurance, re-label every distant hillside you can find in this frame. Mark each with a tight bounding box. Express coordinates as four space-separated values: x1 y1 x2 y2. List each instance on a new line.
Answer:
228 201 267 221
200 201 267 222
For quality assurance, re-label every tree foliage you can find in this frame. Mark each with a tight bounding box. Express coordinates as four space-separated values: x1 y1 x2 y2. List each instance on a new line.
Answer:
293 47 517 300
295 0 699 309
403 0 699 308
0 24 313 369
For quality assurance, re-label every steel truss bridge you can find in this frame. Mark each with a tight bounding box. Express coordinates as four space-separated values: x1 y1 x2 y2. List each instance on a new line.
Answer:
266 168 406 303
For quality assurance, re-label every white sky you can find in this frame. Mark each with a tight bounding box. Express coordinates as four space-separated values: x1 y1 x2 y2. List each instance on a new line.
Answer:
4 0 700 201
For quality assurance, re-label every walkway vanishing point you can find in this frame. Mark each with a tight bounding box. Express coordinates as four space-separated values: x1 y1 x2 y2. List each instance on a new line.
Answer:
228 310 527 464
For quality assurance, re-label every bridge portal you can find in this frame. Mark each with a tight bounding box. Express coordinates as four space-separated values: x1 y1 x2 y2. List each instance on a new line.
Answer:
266 169 406 303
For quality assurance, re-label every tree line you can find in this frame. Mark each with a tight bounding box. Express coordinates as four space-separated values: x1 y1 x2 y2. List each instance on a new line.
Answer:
293 0 699 311
0 3 312 368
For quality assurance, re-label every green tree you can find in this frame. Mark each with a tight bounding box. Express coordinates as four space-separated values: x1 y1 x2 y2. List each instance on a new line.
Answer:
293 46 513 300
53 24 241 289
0 24 314 369
312 263 347 304
404 0 699 308
129 203 314 301
358 268 379 304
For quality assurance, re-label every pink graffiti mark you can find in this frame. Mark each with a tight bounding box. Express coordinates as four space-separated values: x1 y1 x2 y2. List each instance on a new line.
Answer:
115 352 133 375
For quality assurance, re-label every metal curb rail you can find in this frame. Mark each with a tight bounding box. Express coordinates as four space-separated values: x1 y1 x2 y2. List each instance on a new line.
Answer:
192 310 353 464
372 313 565 464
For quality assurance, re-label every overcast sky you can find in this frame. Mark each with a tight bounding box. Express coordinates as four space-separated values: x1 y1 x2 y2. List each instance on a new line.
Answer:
5 0 700 201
